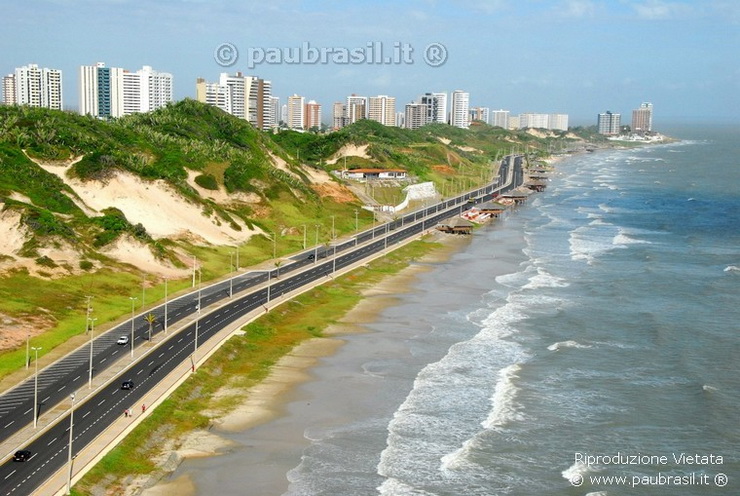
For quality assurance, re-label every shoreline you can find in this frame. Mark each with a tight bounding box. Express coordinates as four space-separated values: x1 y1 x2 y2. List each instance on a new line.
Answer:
132 234 472 496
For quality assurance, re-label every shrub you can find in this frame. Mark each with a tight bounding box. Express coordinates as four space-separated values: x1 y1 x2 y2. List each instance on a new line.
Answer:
194 174 219 190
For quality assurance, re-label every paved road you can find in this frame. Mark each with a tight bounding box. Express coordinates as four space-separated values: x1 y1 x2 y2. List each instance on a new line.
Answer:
0 155 523 495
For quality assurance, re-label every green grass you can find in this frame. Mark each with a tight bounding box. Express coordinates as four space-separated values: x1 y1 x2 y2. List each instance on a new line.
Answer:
72 237 439 494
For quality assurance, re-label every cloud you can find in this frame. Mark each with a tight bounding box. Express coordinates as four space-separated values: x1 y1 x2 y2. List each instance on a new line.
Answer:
630 0 694 20
559 0 598 18
451 0 508 14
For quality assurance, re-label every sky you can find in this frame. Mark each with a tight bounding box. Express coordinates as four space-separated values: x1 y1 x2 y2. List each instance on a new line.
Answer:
2 0 739 126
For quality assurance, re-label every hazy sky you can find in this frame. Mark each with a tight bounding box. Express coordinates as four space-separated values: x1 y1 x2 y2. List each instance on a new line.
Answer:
3 0 738 125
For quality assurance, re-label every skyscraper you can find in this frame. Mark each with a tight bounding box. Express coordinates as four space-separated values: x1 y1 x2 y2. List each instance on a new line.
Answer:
419 92 447 124
304 100 321 130
404 102 429 130
631 102 653 132
81 63 171 117
367 95 396 126
196 73 272 130
345 95 367 124
332 102 347 130
469 106 490 124
449 90 470 129
597 111 621 135
2 74 16 105
491 109 510 129
287 94 305 130
13 64 63 109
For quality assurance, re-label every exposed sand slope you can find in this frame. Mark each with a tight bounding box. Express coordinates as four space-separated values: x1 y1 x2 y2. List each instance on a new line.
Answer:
325 144 371 165
33 159 259 245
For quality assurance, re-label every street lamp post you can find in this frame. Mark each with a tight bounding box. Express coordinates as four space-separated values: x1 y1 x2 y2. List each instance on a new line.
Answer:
314 224 320 264
164 278 168 334
331 215 335 240
66 393 76 495
32 346 41 428
229 252 234 298
88 317 97 388
302 224 307 250
354 209 359 245
25 332 30 369
129 297 137 359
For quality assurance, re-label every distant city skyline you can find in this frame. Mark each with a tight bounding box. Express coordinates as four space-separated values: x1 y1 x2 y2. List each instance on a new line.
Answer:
2 1 738 125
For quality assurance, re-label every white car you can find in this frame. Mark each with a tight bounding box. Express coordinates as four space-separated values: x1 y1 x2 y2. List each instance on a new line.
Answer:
116 335 130 345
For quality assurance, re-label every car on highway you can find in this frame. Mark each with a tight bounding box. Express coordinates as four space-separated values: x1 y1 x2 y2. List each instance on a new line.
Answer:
116 335 129 345
121 380 134 390
13 450 31 462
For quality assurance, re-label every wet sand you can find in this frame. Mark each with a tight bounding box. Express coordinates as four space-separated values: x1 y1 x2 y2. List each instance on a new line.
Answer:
144 234 471 495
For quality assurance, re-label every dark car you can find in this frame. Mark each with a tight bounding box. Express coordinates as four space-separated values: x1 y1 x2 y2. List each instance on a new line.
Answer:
13 450 31 462
121 380 134 390
307 253 315 261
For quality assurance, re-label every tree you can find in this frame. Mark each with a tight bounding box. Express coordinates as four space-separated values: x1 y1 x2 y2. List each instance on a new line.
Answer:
144 313 157 342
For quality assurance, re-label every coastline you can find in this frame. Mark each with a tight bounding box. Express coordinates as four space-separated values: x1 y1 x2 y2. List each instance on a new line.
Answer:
132 233 472 496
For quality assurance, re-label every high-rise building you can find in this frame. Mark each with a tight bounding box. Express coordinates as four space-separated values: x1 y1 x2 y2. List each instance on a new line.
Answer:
367 95 396 126
287 94 305 130
597 111 621 135
470 106 490 124
404 102 429 130
548 114 569 131
269 96 280 128
3 74 16 105
332 102 346 129
346 95 367 124
395 111 405 128
449 90 470 128
517 113 569 131
81 63 171 117
491 109 510 129
12 64 63 110
196 73 272 130
304 100 321 130
79 63 125 118
631 102 653 132
419 92 447 124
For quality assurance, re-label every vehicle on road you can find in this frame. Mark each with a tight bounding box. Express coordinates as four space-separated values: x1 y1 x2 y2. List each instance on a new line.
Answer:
13 450 31 462
121 380 134 390
116 336 129 345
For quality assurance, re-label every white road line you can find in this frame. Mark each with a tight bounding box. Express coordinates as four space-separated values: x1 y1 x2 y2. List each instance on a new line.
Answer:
4 469 16 479
47 437 57 446
97 399 105 406
4 421 14 428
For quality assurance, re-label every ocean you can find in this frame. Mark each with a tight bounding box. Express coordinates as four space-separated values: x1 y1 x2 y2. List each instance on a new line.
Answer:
180 125 740 495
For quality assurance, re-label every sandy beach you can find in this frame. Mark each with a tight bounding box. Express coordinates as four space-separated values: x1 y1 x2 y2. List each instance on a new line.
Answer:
137 233 471 495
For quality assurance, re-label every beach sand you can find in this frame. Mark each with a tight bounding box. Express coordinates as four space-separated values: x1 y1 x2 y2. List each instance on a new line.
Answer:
143 233 471 495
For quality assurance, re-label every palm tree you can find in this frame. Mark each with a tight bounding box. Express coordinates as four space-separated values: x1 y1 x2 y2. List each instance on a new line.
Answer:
274 260 283 279
144 313 157 342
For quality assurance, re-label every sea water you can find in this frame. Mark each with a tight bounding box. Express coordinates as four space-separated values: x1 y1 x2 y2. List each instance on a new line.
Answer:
186 126 740 495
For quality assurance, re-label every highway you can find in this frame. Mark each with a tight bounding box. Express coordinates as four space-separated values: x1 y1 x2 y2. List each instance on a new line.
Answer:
0 155 523 495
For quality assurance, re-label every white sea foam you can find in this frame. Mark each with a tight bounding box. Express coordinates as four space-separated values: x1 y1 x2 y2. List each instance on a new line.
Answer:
548 340 591 351
482 363 523 429
522 267 569 289
612 231 651 245
724 265 740 273
562 460 593 482
378 477 437 496
703 384 717 392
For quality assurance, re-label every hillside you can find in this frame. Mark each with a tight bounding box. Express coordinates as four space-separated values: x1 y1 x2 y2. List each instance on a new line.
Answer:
0 101 587 359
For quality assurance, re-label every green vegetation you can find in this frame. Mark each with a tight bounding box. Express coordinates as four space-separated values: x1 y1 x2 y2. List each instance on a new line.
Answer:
72 237 439 495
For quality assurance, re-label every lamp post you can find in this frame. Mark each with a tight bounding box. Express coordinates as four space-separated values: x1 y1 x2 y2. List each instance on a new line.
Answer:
129 297 137 359
354 209 359 245
164 278 168 334
267 270 272 303
192 255 197 288
66 392 76 495
32 346 41 428
25 332 30 369
302 224 307 250
229 252 234 298
331 215 336 240
314 224 320 264
88 317 97 388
